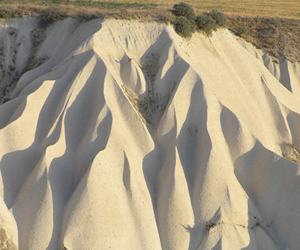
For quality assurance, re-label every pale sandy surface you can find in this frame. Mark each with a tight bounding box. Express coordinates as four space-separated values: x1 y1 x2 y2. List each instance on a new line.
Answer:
0 18 300 249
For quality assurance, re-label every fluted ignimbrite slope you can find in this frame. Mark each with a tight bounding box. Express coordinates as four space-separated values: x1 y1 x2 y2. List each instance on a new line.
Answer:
0 19 300 250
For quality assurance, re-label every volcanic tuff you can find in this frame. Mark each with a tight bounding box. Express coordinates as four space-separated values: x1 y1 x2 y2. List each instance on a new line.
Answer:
0 18 300 249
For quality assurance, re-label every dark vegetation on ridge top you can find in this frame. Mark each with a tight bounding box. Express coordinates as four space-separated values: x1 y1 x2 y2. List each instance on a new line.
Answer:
0 1 299 61
172 3 227 37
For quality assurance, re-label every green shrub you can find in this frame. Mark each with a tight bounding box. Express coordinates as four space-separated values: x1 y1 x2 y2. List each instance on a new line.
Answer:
209 10 226 27
172 2 195 20
38 8 66 28
174 16 195 38
195 14 217 35
189 19 197 33
0 9 14 19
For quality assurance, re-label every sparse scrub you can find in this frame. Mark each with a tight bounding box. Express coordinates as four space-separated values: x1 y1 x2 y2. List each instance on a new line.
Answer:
227 16 300 61
209 10 226 27
206 222 216 231
237 26 249 35
172 2 195 21
174 16 195 38
38 7 66 28
0 0 299 19
0 9 14 19
194 10 226 36
281 142 300 164
73 1 157 10
0 0 297 61
195 14 217 35
171 3 226 37
158 14 174 24
118 8 129 19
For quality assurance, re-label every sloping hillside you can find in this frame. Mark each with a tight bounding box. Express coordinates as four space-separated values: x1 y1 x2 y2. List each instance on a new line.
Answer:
0 18 300 250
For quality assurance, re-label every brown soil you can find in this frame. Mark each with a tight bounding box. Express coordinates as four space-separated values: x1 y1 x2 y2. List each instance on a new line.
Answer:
0 4 300 62
227 16 300 62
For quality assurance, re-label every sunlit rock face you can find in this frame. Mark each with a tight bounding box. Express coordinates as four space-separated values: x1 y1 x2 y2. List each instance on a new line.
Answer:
0 18 300 250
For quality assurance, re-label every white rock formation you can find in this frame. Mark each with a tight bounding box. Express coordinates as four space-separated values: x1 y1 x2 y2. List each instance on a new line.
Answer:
0 18 300 249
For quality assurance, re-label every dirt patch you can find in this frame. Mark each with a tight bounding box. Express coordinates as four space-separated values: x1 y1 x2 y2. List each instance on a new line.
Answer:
0 24 48 104
227 16 300 62
281 142 300 164
0 27 19 104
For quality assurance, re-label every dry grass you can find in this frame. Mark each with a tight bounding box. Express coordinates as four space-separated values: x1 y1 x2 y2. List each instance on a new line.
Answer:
0 4 103 19
281 142 300 164
189 0 300 19
94 0 300 19
0 1 300 61
227 16 300 62
1 0 300 19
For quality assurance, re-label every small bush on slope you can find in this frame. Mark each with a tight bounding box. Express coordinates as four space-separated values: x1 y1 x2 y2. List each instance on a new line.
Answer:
171 3 226 37
0 9 14 19
174 16 195 38
172 2 195 21
237 26 249 35
209 10 227 27
38 8 66 28
195 14 217 35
